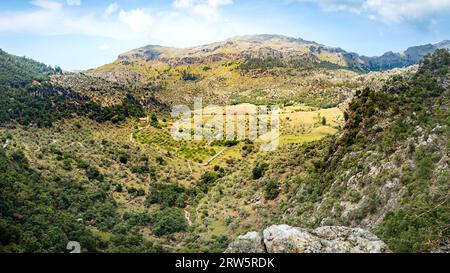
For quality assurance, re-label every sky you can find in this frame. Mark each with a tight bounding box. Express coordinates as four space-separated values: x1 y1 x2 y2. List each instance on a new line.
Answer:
1 0 450 70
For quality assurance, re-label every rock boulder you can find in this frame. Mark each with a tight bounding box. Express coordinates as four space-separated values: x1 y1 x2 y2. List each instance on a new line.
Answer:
226 225 388 253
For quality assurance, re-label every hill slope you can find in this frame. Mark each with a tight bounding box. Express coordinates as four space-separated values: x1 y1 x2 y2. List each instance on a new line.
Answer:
0 49 54 88
261 49 449 252
0 49 147 127
89 35 437 107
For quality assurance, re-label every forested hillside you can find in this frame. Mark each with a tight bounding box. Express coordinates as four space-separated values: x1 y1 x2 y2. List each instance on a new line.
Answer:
0 49 146 127
280 49 450 252
195 49 449 253
0 46 448 253
0 49 54 88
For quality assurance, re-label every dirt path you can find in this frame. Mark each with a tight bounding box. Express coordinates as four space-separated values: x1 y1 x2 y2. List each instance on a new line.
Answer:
195 148 226 167
184 209 193 226
207 148 226 165
70 142 84 148
187 161 193 175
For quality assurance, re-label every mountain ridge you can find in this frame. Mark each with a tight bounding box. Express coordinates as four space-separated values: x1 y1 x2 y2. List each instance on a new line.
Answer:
112 34 449 71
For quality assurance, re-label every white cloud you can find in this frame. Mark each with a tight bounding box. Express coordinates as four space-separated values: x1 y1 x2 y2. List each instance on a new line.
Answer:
99 43 110 50
30 0 62 11
66 0 81 6
363 0 450 23
118 9 153 32
0 3 153 39
105 2 119 16
173 0 194 8
173 0 233 20
302 0 450 23
0 0 242 48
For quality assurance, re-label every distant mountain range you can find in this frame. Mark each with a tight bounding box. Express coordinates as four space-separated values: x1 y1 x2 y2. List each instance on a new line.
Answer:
115 34 450 72
356 39 450 71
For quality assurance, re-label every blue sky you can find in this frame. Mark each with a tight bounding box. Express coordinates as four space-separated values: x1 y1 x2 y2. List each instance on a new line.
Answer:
1 0 450 70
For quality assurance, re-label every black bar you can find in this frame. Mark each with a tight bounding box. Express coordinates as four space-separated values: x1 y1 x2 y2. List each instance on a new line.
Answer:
0 253 447 272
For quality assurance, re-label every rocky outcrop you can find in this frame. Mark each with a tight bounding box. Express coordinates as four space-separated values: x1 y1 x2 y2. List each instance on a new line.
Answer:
226 225 388 253
225 232 266 253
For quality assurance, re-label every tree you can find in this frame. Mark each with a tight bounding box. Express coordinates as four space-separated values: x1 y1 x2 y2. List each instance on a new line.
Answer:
151 113 158 123
54 66 63 74
252 163 268 179
151 208 187 236
118 154 129 164
146 183 187 208
265 180 280 200
156 156 165 165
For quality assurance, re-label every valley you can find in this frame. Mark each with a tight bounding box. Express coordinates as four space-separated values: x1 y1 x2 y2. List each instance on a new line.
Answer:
0 35 449 253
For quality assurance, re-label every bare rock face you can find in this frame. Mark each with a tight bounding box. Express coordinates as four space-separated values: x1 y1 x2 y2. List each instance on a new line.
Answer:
310 226 388 253
263 225 322 253
226 225 388 253
225 232 265 253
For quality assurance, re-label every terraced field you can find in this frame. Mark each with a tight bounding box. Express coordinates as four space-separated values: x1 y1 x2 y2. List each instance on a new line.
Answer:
132 103 344 170
134 128 218 164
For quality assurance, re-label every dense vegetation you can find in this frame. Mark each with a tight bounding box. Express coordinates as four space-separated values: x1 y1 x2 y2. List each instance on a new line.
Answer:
146 183 188 208
286 49 450 252
0 84 145 127
372 50 450 252
0 50 145 127
88 94 145 123
238 57 346 74
0 49 53 88
0 147 162 253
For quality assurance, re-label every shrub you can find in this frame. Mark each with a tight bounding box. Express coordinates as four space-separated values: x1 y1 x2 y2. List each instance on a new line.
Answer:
196 171 220 193
11 150 27 164
181 70 200 81
200 172 219 184
347 189 362 203
115 184 123 192
118 154 129 164
156 156 165 165
131 165 150 174
252 163 268 179
123 212 151 227
146 183 187 208
86 167 103 181
151 208 187 236
265 180 280 200
127 187 145 197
